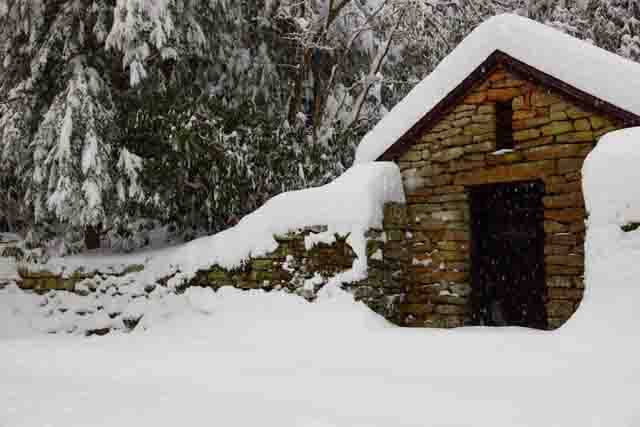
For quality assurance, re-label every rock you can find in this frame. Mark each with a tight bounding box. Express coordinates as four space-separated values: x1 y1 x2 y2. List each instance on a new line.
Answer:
514 128 541 141
487 87 521 102
573 118 591 131
541 121 574 136
464 92 487 104
432 147 464 163
589 116 611 130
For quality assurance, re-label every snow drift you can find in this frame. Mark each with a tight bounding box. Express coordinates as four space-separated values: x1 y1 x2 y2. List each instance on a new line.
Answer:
574 127 640 332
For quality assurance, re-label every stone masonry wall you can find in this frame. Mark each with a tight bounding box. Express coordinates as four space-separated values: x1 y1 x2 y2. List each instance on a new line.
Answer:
394 65 623 329
186 225 407 322
11 224 409 324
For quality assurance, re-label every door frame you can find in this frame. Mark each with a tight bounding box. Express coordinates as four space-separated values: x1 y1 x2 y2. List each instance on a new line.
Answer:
468 179 547 329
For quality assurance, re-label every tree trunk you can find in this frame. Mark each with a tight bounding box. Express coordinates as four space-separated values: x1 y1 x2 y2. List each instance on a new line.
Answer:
84 224 102 250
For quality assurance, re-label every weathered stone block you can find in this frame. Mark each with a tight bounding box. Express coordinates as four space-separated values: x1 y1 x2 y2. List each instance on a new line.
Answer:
541 121 574 136
432 147 464 163
532 92 561 107
543 192 583 209
523 144 588 161
513 116 551 131
435 304 467 315
514 128 541 141
464 123 496 136
512 95 528 110
513 110 536 121
383 202 408 226
454 104 476 113
453 117 472 127
492 79 524 89
471 114 495 123
487 87 521 102
566 107 590 119
555 131 594 143
589 116 612 130
443 135 473 147
432 174 453 186
464 141 494 153
544 221 568 233
574 118 591 131
251 259 274 271
544 208 584 223
431 210 464 222
557 158 584 174
546 300 575 318
402 150 422 162
473 132 496 143
486 160 554 183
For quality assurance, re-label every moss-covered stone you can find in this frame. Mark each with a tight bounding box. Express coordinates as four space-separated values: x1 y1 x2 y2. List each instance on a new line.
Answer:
207 269 230 283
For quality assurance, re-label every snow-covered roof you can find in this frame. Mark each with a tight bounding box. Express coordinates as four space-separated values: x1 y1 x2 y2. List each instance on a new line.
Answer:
355 14 640 164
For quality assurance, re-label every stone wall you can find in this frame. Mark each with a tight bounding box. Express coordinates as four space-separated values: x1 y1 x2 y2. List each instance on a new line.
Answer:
10 221 410 324
17 264 144 293
394 65 623 329
186 224 407 322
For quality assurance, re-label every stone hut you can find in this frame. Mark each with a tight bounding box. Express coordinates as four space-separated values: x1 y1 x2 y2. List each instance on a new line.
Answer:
356 14 640 329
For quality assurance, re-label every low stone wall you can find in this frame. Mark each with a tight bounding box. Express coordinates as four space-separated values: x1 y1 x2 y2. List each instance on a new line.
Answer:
186 221 408 322
17 264 144 293
7 211 411 325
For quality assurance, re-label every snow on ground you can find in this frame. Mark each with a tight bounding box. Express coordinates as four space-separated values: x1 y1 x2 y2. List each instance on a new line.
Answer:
1 285 639 427
2 133 640 426
355 13 640 163
0 258 18 283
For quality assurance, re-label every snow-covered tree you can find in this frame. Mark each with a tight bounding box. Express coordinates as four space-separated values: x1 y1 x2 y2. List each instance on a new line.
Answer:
0 0 219 248
2 0 640 251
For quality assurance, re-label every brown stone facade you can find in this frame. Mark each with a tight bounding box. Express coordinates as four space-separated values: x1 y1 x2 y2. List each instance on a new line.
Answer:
392 66 622 329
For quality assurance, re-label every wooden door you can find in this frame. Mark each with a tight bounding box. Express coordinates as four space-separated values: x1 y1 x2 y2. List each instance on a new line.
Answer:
470 180 547 329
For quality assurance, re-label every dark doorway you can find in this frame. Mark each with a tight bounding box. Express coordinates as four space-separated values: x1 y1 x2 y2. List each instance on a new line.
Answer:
469 180 547 329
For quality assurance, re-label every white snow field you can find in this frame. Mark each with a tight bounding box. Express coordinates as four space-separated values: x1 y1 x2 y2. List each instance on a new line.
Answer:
2 129 640 426
355 13 640 164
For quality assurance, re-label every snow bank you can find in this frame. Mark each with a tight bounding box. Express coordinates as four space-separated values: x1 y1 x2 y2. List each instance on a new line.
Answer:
135 162 404 284
2 275 639 426
355 14 640 164
582 128 640 227
573 128 640 332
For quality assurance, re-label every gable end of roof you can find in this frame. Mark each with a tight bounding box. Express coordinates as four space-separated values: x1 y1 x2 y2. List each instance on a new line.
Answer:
379 50 640 161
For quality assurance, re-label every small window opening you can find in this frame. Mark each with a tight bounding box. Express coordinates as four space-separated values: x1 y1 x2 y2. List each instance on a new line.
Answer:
495 101 514 150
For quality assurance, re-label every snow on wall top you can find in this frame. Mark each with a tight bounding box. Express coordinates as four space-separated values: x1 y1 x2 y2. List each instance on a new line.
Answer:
135 161 405 283
355 14 640 164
